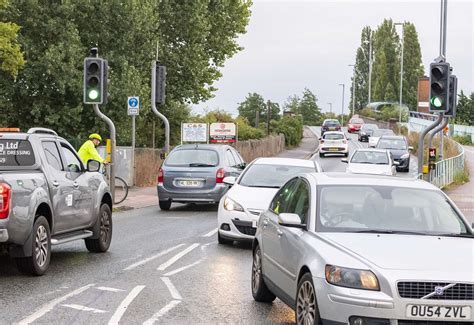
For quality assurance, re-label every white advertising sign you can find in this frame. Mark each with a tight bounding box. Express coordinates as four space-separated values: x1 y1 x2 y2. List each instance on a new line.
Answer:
182 123 208 143
209 123 237 143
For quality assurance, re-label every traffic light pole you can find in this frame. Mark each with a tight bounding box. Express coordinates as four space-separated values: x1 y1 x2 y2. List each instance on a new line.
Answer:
93 104 116 201
417 114 443 175
428 116 449 150
151 60 170 154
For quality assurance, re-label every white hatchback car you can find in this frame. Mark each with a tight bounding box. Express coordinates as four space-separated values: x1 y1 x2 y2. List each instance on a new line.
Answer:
252 173 474 325
343 148 398 176
217 157 321 244
319 131 349 157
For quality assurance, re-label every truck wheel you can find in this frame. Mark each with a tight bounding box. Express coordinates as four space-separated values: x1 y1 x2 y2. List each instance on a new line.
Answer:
85 204 112 253
16 216 51 276
159 200 171 211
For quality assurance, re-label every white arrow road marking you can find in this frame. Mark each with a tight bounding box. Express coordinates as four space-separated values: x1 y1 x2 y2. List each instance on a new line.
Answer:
96 287 126 293
61 304 107 314
108 285 145 325
124 244 185 271
160 277 182 300
201 228 218 237
163 259 204 277
157 243 200 271
142 300 181 325
18 284 95 325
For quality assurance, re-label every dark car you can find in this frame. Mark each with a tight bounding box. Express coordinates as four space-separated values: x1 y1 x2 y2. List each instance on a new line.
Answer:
321 119 341 136
157 144 246 210
358 123 378 142
375 135 413 172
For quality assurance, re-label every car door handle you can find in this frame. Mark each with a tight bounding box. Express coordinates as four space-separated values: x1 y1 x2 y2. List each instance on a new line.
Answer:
277 229 283 237
73 182 79 188
52 181 60 187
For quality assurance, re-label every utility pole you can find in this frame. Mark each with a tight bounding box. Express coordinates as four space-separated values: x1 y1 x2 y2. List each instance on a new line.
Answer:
349 64 355 117
395 22 405 123
339 83 345 125
327 102 332 114
266 100 271 135
368 32 373 104
255 106 259 128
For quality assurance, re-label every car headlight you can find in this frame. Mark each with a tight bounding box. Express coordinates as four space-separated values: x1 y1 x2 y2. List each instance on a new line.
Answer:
224 197 244 212
400 153 410 159
325 265 380 291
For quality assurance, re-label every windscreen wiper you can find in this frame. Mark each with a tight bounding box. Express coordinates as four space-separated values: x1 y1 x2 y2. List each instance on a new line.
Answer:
189 163 215 167
355 229 428 235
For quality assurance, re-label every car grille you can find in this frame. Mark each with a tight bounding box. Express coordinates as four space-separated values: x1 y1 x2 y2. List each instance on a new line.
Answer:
398 321 473 325
231 219 256 236
398 282 474 300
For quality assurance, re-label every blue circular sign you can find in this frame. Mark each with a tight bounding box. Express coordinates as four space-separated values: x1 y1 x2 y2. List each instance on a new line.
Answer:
128 97 138 108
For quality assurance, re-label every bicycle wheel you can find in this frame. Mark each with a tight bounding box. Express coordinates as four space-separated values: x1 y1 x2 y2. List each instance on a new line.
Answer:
114 177 129 204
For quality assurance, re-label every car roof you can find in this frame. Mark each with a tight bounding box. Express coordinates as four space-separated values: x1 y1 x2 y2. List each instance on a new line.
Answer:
353 148 388 154
323 119 339 122
379 135 405 140
253 157 316 168
307 172 437 190
323 131 345 135
174 144 229 151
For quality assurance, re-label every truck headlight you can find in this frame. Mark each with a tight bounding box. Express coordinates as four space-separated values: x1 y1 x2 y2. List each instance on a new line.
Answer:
224 197 244 212
325 265 380 291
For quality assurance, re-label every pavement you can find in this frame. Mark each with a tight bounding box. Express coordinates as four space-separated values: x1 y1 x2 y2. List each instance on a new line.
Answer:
445 145 474 223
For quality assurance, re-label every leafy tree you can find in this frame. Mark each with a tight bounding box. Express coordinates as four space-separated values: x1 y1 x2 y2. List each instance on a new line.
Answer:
283 89 322 125
237 92 266 127
262 100 280 122
454 91 474 126
350 26 373 109
283 95 300 113
372 50 389 101
0 0 25 78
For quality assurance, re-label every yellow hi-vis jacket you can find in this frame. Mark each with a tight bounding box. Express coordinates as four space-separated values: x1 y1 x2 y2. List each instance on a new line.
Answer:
78 140 105 164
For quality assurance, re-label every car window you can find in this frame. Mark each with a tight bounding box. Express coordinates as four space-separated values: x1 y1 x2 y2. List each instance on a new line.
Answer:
61 143 83 173
165 149 219 167
0 139 35 167
350 118 364 124
323 133 344 140
231 148 244 164
351 151 389 164
270 178 299 214
42 141 63 171
286 180 310 223
377 138 407 150
226 149 237 166
239 164 315 188
323 120 340 127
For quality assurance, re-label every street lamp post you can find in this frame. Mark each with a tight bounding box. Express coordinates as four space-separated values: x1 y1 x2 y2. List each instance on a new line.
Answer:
349 64 355 117
338 83 345 125
327 102 332 114
395 22 405 123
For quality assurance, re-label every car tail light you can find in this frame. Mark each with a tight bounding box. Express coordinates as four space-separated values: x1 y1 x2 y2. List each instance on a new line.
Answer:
216 168 225 183
157 168 164 184
0 183 11 219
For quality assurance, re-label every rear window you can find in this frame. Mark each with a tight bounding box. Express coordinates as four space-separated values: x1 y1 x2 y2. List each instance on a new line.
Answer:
323 133 344 140
350 118 364 124
323 120 340 127
165 149 219 167
0 139 35 167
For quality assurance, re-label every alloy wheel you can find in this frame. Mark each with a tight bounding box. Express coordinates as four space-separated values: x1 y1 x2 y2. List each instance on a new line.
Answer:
252 249 262 293
34 225 49 268
296 280 316 325
100 210 111 244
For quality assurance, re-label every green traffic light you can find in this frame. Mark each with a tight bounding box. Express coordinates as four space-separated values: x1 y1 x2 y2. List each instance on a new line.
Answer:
88 89 99 100
430 96 443 108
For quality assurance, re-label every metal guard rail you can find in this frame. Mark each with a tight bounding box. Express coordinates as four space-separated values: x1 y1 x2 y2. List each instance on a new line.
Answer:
429 141 465 188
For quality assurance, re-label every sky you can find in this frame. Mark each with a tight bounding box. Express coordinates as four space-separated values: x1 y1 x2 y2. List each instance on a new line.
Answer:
192 0 473 116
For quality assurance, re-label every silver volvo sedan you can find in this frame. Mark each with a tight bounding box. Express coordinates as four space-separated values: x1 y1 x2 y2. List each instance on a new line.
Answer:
252 173 473 325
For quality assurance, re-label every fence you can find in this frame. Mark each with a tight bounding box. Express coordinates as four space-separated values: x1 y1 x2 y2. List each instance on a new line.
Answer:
429 141 465 188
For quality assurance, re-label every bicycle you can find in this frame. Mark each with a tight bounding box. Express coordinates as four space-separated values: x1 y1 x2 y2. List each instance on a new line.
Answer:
102 164 129 205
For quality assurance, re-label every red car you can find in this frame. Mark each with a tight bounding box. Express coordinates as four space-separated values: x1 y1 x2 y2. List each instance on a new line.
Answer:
347 117 364 133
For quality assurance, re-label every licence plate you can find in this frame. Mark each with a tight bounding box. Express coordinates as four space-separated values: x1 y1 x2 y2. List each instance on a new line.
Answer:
329 148 339 151
177 180 202 187
406 305 471 320
329 127 336 130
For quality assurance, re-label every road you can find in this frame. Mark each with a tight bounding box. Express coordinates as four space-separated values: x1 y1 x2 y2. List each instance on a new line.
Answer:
0 127 422 324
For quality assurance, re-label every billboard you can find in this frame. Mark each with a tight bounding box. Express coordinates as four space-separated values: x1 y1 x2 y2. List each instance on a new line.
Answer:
209 123 237 143
181 123 208 143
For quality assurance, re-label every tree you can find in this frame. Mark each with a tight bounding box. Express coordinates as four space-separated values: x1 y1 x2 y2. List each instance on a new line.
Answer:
284 95 300 113
372 50 389 101
0 0 25 78
454 91 474 126
237 92 266 127
298 88 323 125
262 100 280 122
399 22 424 110
350 26 373 109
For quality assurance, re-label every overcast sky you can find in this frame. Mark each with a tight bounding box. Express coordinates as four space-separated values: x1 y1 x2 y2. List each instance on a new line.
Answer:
193 0 473 116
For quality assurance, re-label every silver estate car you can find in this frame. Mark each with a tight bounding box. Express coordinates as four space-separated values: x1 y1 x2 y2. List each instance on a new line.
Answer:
157 144 245 210
252 173 473 325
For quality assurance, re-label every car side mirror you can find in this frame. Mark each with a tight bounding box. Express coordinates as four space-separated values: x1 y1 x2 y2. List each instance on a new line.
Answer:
393 161 400 166
87 160 101 172
408 146 414 151
223 176 236 186
341 158 348 163
278 213 306 229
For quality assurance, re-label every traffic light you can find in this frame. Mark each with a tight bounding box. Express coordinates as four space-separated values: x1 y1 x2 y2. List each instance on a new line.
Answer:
429 62 450 112
84 58 107 104
155 64 166 105
445 74 457 117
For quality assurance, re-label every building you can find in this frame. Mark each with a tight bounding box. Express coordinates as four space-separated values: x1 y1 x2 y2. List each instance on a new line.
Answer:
417 76 430 113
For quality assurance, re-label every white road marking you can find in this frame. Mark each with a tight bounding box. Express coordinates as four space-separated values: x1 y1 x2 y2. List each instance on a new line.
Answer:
124 244 185 271
163 259 204 277
161 277 182 300
61 304 107 314
96 287 126 293
18 283 95 324
157 243 200 271
108 285 145 325
201 228 218 237
142 300 181 325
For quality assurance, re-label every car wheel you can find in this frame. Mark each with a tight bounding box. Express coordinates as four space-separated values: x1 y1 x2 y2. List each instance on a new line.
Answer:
296 273 322 325
16 216 51 276
252 245 276 302
85 204 113 253
159 200 171 211
218 231 233 245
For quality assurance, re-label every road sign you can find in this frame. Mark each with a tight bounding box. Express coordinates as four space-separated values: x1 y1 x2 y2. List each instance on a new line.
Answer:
128 96 139 116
